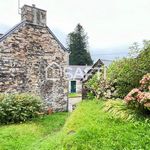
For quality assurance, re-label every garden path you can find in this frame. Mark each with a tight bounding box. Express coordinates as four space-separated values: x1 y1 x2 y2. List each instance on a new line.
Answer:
68 97 82 112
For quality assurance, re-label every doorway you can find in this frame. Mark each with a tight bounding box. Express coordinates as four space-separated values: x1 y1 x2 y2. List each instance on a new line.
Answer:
71 81 76 93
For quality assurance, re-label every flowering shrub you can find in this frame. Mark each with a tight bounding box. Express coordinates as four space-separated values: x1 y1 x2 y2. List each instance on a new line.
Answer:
124 73 150 111
84 72 118 99
140 73 150 91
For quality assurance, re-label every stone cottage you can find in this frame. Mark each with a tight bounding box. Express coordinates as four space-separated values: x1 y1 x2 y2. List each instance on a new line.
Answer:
0 4 69 112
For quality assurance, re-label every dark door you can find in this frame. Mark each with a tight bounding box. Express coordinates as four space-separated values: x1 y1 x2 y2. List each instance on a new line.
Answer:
71 81 76 93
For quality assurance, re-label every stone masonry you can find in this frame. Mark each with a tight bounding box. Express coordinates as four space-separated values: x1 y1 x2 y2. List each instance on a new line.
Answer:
0 5 69 112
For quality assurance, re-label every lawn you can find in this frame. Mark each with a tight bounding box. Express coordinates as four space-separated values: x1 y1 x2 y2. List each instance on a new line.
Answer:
0 100 150 150
68 93 82 98
0 113 68 150
62 100 150 150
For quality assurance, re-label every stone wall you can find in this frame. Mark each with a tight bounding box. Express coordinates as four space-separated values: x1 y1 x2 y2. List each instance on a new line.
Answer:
0 23 69 112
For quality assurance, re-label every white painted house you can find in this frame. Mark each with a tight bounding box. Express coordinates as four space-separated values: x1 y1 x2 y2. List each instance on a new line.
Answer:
67 65 91 93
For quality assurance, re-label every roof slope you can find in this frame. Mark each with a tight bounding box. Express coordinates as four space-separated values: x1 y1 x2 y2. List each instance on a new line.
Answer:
81 59 104 82
0 21 68 52
0 21 26 42
67 65 92 80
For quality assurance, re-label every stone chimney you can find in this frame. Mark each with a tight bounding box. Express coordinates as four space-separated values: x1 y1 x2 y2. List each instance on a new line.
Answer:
21 4 47 26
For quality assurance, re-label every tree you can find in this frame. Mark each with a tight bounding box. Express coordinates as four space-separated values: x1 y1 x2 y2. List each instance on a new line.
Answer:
67 24 93 65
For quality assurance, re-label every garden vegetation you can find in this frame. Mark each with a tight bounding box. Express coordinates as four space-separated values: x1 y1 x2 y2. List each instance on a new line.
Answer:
1 100 149 150
0 93 43 124
84 41 150 113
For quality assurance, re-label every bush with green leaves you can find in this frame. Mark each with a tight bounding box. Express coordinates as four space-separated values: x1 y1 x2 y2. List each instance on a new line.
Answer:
84 70 118 99
104 100 138 121
107 58 139 98
104 99 150 122
0 93 43 124
107 40 150 98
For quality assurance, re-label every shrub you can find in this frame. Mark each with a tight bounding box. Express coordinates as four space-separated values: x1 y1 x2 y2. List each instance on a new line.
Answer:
107 41 150 98
103 100 137 121
87 91 95 99
0 93 43 124
84 71 118 99
107 58 141 98
124 73 150 111
140 73 150 91
104 100 149 122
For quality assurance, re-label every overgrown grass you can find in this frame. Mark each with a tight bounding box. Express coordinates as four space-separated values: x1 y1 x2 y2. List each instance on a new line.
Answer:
0 100 150 150
0 113 68 150
103 100 150 122
62 100 150 149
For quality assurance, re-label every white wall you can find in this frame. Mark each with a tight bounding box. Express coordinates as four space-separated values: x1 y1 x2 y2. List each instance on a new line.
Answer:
69 80 82 93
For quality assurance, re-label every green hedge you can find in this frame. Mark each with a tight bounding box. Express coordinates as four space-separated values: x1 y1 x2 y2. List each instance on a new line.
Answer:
0 93 43 124
107 41 150 98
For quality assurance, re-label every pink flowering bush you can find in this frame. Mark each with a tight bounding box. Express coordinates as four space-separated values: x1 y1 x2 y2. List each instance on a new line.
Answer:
124 73 150 111
140 73 150 91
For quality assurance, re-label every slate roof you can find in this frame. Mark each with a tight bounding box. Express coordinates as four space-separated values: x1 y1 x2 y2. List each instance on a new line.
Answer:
81 59 104 82
0 21 68 52
0 21 26 42
67 65 92 80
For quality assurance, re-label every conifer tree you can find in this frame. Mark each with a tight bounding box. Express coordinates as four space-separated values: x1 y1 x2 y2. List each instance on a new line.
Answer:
67 24 93 65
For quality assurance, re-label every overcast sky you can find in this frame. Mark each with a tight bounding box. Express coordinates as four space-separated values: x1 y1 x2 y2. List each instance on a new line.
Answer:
0 0 150 61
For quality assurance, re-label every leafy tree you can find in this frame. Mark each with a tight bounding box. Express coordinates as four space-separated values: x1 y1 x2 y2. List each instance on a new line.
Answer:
67 24 93 65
